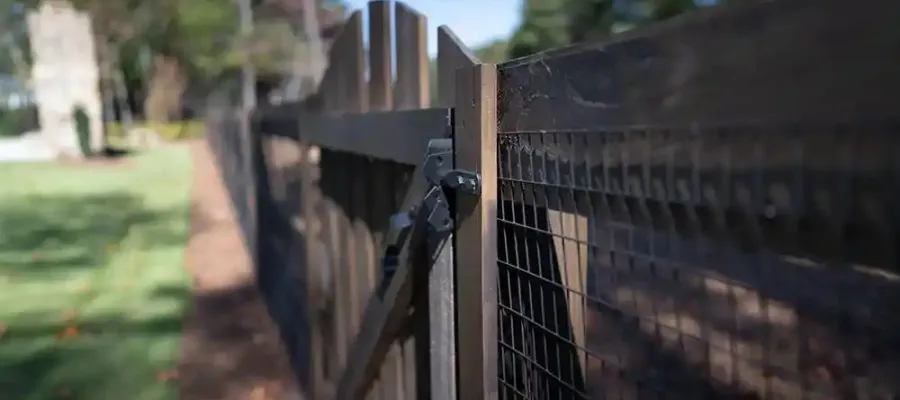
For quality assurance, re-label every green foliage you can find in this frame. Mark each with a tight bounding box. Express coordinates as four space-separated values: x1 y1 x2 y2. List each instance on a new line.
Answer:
166 0 241 81
0 3 31 76
474 39 511 64
565 0 616 44
508 0 571 59
648 0 699 21
507 0 708 60
0 106 38 137
74 106 92 157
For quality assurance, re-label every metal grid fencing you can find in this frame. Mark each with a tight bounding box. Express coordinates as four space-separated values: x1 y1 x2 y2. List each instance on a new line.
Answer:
496 125 900 399
204 103 254 248
490 0 900 397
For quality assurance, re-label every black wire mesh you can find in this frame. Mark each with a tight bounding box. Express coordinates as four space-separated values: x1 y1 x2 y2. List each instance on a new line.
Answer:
496 123 900 399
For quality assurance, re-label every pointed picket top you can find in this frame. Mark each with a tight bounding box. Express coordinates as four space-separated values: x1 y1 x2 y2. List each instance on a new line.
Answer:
436 26 481 107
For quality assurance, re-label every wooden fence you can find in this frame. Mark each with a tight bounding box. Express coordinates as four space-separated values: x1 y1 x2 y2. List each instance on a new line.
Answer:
207 0 900 398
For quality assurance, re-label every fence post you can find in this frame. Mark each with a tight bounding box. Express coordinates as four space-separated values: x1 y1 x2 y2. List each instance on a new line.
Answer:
244 107 259 271
423 24 481 400
394 2 432 399
394 3 428 110
368 0 392 112
454 63 499 399
341 12 376 397
367 1 400 398
299 131 328 400
302 6 351 396
436 26 479 108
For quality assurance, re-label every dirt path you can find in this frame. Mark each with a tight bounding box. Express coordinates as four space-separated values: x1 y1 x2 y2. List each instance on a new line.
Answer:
178 141 301 400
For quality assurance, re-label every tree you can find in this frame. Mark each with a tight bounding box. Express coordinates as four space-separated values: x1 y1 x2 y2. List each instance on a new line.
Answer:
474 39 510 64
0 2 31 78
507 0 708 60
2 0 345 122
508 0 571 59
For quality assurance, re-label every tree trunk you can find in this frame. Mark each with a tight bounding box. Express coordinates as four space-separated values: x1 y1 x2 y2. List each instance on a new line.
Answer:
144 53 186 123
113 63 133 127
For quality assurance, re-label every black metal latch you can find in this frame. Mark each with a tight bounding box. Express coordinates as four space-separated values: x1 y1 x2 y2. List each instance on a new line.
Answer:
377 138 480 297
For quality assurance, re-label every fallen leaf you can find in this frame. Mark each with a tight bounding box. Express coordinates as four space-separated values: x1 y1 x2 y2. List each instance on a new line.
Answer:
156 369 179 382
31 251 42 262
56 326 80 340
0 322 7 339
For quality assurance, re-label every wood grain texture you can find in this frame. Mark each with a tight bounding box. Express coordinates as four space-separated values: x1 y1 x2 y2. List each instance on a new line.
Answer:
334 167 432 400
392 5 430 397
436 26 480 108
547 210 589 374
430 23 482 400
366 2 400 396
368 0 392 111
394 2 429 110
298 109 451 166
454 63 499 400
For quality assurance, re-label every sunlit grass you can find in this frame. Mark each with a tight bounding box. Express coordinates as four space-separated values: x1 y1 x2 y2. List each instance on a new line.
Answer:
0 146 193 400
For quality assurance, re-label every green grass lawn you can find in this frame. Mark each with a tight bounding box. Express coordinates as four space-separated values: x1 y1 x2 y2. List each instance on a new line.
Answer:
0 147 193 400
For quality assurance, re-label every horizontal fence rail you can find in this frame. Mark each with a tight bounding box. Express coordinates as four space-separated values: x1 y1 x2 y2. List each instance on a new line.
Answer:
205 0 900 399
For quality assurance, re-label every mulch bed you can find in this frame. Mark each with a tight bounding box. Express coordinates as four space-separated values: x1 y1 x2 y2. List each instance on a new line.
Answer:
177 140 301 400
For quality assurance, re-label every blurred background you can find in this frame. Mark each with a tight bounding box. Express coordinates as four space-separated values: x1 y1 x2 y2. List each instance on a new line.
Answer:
0 0 727 143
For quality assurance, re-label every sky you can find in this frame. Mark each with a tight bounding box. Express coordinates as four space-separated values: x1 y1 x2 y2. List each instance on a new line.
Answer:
344 0 523 56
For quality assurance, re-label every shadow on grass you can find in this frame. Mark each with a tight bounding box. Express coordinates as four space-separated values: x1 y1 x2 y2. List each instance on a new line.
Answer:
0 281 290 400
99 146 134 159
0 192 191 399
0 192 187 277
0 312 184 399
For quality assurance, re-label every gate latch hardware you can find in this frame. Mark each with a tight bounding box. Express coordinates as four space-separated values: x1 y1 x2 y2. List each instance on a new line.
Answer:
423 138 481 196
377 138 480 297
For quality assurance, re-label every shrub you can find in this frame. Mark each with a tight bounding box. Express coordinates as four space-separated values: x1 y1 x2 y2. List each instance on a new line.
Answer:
74 107 92 156
0 106 39 137
105 120 206 142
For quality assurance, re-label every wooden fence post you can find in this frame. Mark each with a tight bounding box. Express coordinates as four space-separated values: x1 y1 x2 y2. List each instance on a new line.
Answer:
368 0 392 112
454 62 499 400
395 3 428 110
345 12 370 301
394 2 431 398
429 24 482 400
367 1 400 398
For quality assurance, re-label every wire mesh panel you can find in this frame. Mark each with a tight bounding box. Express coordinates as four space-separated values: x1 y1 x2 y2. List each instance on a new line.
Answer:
205 105 254 250
497 124 900 399
492 0 900 398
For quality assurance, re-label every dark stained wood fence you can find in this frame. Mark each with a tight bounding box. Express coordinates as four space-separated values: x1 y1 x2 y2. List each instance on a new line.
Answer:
207 0 900 398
